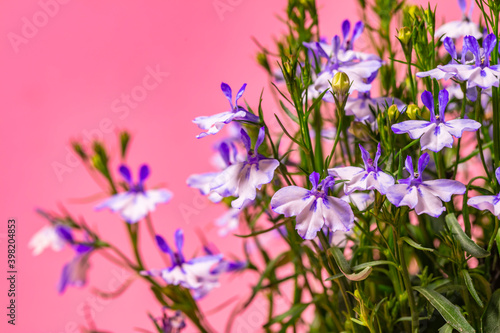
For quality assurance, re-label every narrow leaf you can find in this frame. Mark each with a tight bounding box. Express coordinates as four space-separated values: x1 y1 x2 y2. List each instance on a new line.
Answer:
414 286 475 333
461 270 484 307
445 213 489 258
401 236 434 252
483 289 500 333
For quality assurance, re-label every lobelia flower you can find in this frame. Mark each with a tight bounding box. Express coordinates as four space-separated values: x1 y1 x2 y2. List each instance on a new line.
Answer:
56 228 96 294
192 244 247 299
210 127 280 209
386 153 466 217
186 141 239 203
468 167 500 217
329 143 395 195
304 21 382 96
29 224 69 256
96 164 172 223
416 36 466 81
157 310 186 333
193 82 259 139
434 0 482 40
271 172 354 240
437 34 500 90
141 229 223 297
341 191 375 212
391 89 481 152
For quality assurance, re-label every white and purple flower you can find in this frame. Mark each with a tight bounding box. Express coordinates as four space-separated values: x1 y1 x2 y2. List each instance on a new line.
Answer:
304 20 382 96
437 34 500 90
434 0 482 40
329 143 395 195
392 89 481 152
386 153 466 217
57 228 96 294
193 82 259 139
271 172 354 240
141 230 223 298
468 167 500 217
187 141 239 203
210 127 280 209
96 164 172 224
29 224 68 256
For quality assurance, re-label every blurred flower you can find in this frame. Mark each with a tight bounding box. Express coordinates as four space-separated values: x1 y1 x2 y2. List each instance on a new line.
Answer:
434 0 482 40
142 230 223 295
210 127 280 209
271 172 354 240
29 224 68 256
329 143 395 195
156 310 186 333
187 141 239 203
468 167 500 217
386 153 466 217
193 82 259 138
57 228 96 294
392 90 481 152
96 164 172 223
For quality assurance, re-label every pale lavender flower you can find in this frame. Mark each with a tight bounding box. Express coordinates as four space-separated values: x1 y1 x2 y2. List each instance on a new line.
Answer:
391 89 481 152
96 164 172 223
437 34 500 89
435 0 482 40
386 153 466 217
210 127 280 209
468 167 500 217
271 172 354 240
157 310 186 333
142 230 223 295
329 144 395 195
193 83 259 138
215 207 242 236
304 20 381 95
341 191 375 211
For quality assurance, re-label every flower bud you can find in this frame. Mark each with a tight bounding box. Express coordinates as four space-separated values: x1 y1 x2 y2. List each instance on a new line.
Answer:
398 27 411 45
387 104 400 122
406 104 420 120
331 72 350 100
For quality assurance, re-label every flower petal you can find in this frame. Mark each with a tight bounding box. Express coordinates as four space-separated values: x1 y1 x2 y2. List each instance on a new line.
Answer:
271 186 313 217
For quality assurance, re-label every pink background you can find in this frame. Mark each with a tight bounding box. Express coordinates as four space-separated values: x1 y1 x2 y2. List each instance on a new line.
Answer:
0 0 460 332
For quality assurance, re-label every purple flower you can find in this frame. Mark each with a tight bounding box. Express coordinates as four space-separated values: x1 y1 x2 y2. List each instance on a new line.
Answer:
303 21 381 95
329 144 395 195
57 229 96 294
210 127 280 209
96 164 172 223
142 230 223 297
386 153 466 217
437 34 500 89
187 141 239 203
271 172 354 240
434 0 482 40
391 89 481 152
156 310 186 333
468 167 500 217
192 83 259 139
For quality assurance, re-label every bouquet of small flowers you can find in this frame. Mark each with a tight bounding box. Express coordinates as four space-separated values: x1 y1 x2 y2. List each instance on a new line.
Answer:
31 0 500 332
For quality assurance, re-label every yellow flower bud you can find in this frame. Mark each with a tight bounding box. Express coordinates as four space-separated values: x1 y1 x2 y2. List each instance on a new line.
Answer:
406 104 420 120
388 104 399 122
398 27 411 45
331 72 350 97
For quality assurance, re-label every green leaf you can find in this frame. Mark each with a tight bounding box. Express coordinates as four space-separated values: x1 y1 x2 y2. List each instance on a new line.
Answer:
414 286 475 333
482 289 500 333
264 303 310 327
401 236 434 252
328 247 373 281
438 323 454 333
325 260 399 281
445 213 490 258
461 270 484 307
